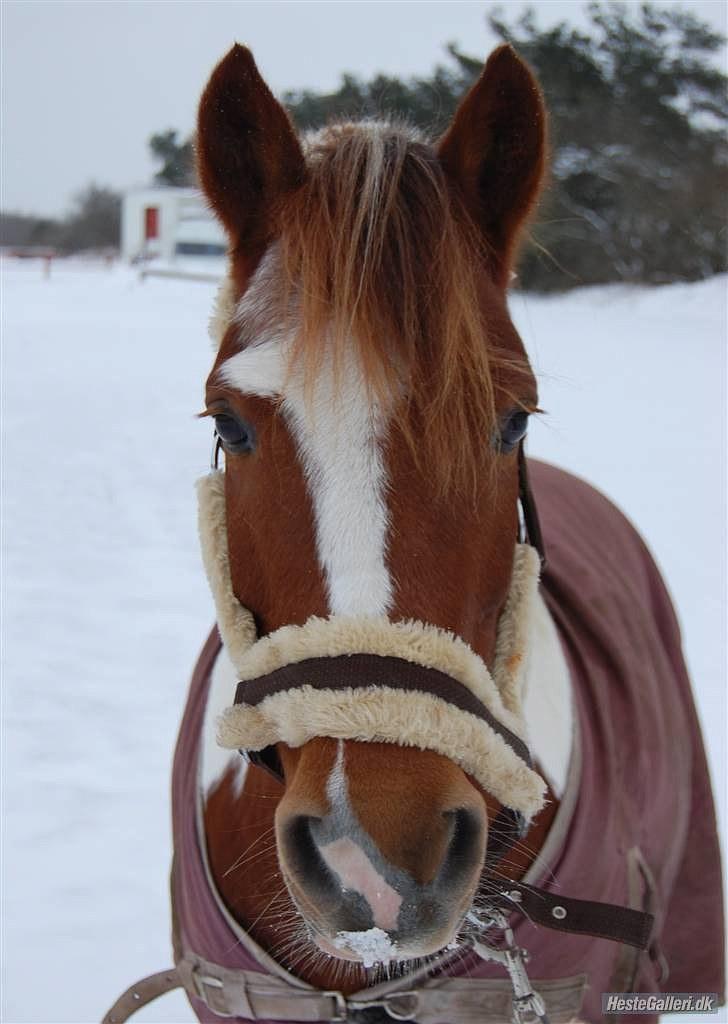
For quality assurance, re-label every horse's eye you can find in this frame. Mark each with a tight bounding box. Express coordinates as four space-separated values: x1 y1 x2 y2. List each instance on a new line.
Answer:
497 409 529 454
214 414 256 454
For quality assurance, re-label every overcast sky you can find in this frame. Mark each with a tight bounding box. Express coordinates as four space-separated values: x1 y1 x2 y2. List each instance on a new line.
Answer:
2 0 726 218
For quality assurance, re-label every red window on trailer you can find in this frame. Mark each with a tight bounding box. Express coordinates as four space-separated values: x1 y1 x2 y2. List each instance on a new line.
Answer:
144 206 159 240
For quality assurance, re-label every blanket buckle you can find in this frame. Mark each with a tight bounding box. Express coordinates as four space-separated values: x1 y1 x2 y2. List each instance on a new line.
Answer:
322 990 348 1022
191 967 232 1017
353 991 420 1021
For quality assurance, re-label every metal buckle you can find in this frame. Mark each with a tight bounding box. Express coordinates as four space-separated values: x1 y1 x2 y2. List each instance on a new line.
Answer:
191 968 232 1017
322 990 348 1022
353 991 420 1021
383 991 420 1020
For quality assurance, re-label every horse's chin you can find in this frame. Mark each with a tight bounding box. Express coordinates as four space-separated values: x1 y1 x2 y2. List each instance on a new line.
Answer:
310 932 362 961
310 928 397 965
306 915 465 968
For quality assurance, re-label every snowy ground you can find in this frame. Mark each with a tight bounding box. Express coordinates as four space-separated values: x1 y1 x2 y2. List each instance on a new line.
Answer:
2 259 725 1024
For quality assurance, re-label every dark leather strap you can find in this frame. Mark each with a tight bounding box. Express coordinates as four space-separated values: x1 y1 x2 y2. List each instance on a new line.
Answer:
518 444 546 568
235 652 532 766
175 953 587 1024
489 876 655 950
243 743 285 781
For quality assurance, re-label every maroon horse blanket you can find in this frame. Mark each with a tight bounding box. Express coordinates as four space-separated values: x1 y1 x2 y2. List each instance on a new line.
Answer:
171 461 724 1023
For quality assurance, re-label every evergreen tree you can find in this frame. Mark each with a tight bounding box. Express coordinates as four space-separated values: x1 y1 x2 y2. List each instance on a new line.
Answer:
149 129 195 187
149 2 726 289
284 2 727 289
471 2 728 288
282 66 465 136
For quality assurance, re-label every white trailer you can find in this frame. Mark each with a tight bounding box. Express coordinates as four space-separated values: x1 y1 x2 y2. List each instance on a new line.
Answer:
121 187 226 264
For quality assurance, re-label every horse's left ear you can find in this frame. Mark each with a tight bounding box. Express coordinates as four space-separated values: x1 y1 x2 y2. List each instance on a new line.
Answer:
438 45 547 286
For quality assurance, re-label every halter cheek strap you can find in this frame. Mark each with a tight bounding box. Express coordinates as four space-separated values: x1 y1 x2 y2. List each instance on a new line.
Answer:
518 442 546 568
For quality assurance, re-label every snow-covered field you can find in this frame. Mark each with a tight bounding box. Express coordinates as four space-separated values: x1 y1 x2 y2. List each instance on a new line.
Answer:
2 259 725 1023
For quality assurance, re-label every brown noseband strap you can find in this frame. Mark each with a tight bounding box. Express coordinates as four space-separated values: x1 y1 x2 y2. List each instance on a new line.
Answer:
236 653 531 855
234 653 532 767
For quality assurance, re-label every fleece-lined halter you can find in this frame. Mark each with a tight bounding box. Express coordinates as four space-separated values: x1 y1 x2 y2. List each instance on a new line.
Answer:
198 467 545 821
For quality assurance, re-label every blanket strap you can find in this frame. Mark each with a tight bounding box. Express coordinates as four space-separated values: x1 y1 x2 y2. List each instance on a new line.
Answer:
101 969 182 1023
103 955 587 1023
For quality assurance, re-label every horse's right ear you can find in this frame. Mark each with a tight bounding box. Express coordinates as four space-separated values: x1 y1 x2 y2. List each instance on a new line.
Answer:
197 45 306 256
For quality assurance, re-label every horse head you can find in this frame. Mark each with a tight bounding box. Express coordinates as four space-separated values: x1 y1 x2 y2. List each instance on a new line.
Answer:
197 43 547 974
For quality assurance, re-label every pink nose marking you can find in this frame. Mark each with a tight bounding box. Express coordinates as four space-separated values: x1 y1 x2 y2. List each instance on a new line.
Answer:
319 836 402 931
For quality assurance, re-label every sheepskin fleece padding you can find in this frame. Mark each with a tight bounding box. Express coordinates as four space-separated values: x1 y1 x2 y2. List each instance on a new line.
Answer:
230 612 530 741
197 471 256 667
197 470 546 817
493 542 541 718
219 684 545 818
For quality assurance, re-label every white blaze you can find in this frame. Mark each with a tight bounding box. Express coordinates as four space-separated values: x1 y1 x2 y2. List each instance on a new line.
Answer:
326 740 348 810
220 307 393 618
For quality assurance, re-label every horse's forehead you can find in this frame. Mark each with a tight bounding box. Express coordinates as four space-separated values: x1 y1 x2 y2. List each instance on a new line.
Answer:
210 253 529 391
213 247 392 416
217 339 287 400
209 253 293 399
208 245 285 358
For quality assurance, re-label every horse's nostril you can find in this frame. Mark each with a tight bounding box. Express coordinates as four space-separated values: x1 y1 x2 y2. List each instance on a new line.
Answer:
283 814 343 898
284 815 325 876
441 808 484 882
282 816 376 931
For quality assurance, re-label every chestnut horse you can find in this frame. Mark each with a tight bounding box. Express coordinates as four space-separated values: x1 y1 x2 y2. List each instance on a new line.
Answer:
104 41 723 1024
199 39 554 987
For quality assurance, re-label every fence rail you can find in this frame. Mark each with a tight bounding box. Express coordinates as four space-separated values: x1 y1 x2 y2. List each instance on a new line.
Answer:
140 266 222 284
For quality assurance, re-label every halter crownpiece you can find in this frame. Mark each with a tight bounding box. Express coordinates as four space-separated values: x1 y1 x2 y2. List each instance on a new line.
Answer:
197 468 547 820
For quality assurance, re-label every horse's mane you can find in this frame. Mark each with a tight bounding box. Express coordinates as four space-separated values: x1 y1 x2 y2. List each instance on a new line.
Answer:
275 120 511 496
